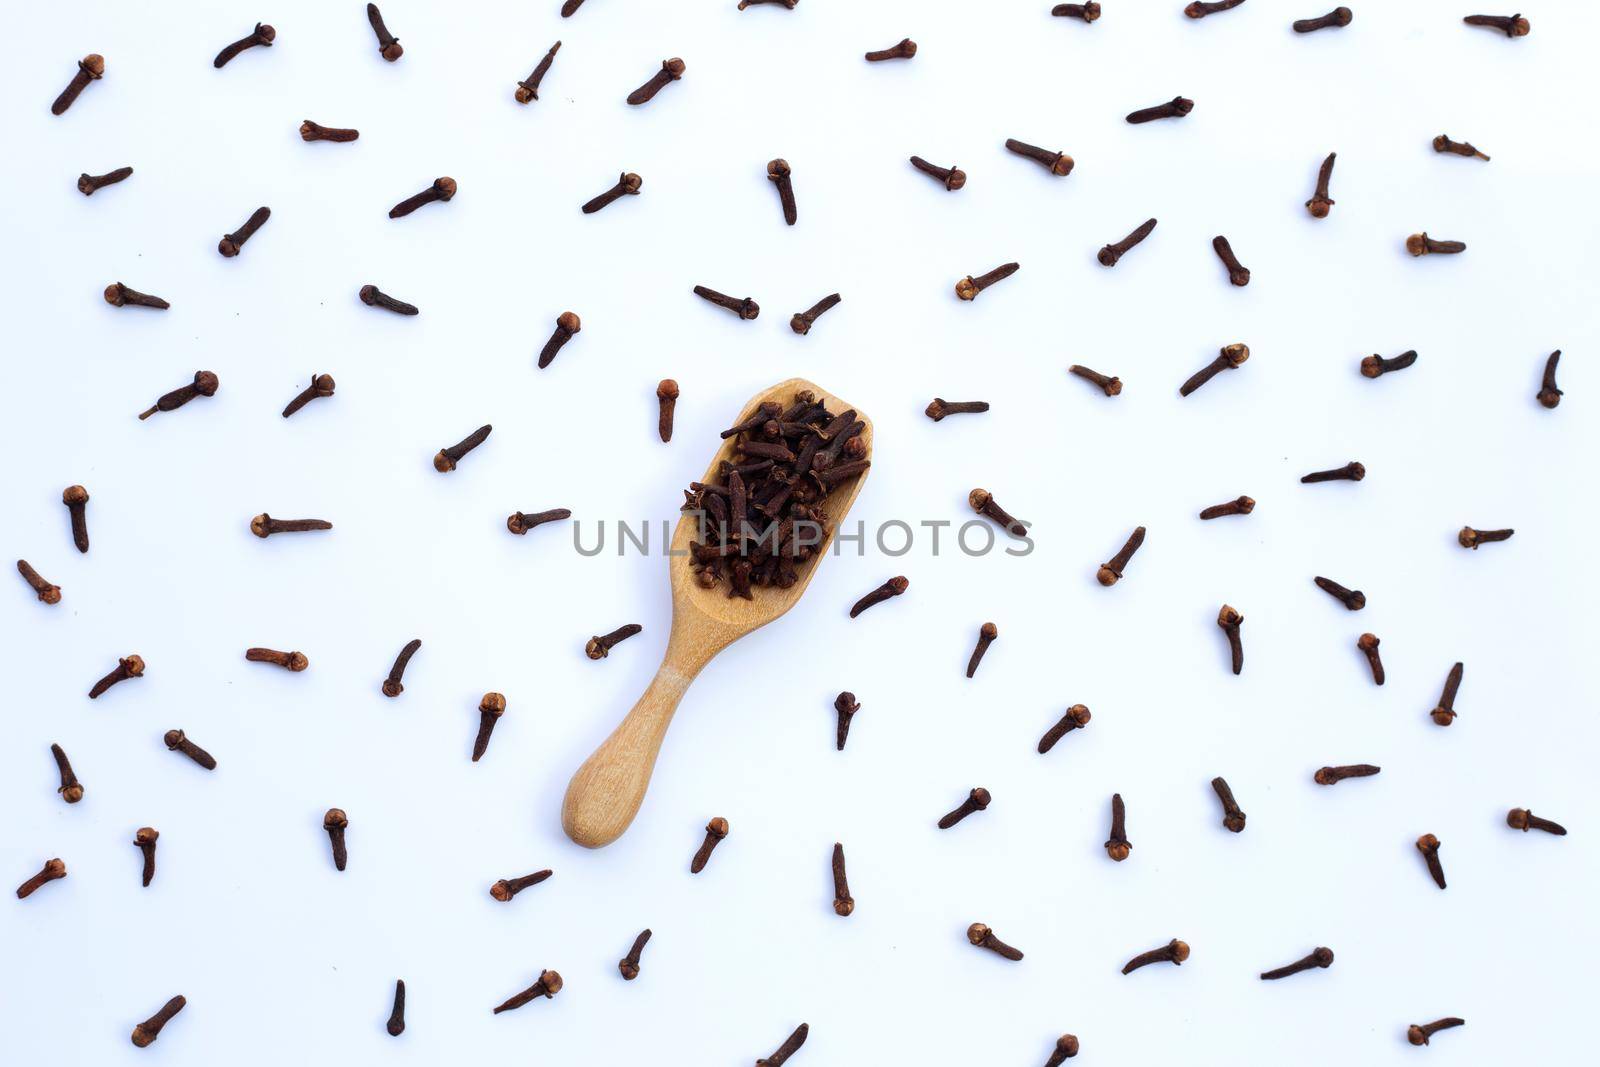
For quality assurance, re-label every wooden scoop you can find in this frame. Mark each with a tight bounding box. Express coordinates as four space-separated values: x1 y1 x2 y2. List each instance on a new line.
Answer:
562 378 873 848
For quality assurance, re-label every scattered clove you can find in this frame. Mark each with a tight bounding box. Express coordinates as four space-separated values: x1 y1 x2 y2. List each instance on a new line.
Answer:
15 858 66 899
139 372 218 420
1463 13 1528 36
1361 350 1417 378
493 970 562 1014
1179 343 1249 397
1098 218 1157 267
1260 947 1333 980
252 514 332 538
301 120 359 142
1037 705 1091 754
473 692 506 761
970 488 1028 538
515 41 561 103
135 827 158 886
619 929 652 979
1301 461 1364 483
1096 526 1146 587
626 58 685 105
1313 576 1366 611
1416 833 1446 889
359 284 417 315
1314 763 1380 785
246 647 308 672
507 509 571 536
490 868 551 901
690 817 729 873
1357 633 1385 685
52 54 104 116
1506 808 1567 836
1458 526 1513 549
381 639 422 697
1211 777 1246 832
831 843 854 916
1068 365 1122 396
693 285 759 320
51 744 83 803
865 38 917 61
131 995 186 1047
1293 7 1353 33
1122 939 1188 974
164 729 216 770
925 398 989 421
1212 235 1251 285
850 576 908 617
967 923 1023 961
909 156 966 189
955 262 1020 301
1429 662 1463 725
834 692 859 750
367 4 403 61
105 282 170 310
1004 139 1073 177
1186 0 1247 16
758 1023 810 1065
587 624 642 660
790 293 841 334
214 24 275 69
389 177 455 219
538 312 581 368
938 787 991 829
387 980 406 1036
583 172 642 214
17 560 61 604
1306 153 1337 217
323 808 349 870
767 159 797 226
1199 495 1254 520
1104 793 1131 861
281 374 335 418
1406 233 1466 256
88 654 144 699
1537 350 1562 408
1126 96 1193 123
1044 1035 1081 1064
435 424 492 472
1217 605 1244 674
63 485 90 553
656 380 678 440
78 166 132 195
1408 1017 1466 1046
1433 134 1489 160
1051 3 1101 21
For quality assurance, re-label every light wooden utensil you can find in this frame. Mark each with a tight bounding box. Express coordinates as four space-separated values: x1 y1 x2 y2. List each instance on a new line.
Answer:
562 377 873 848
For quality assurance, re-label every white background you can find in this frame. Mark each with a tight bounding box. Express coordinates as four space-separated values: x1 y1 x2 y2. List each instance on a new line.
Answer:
2 2 1597 1064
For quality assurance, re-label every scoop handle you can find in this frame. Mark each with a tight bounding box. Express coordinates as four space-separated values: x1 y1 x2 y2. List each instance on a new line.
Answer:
561 639 712 848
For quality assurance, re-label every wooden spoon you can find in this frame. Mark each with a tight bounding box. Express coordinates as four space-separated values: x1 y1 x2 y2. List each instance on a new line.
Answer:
562 377 873 848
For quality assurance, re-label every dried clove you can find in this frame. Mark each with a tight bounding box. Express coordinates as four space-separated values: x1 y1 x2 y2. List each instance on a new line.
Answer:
538 312 581 368
1361 350 1417 378
138 372 218 420
1199 495 1254 520
690 817 729 873
693 285 760 320
89 654 144 699
865 38 917 61
246 647 308 672
493 970 562 1014
1408 1017 1466 1046
1313 576 1366 611
1097 527 1146 587
1126 96 1193 123
619 929 652 980
281 373 335 418
323 808 349 870
105 282 170 310
1038 705 1091 754
1051 3 1101 21
1212 236 1251 285
218 205 271 257
583 172 643 214
381 639 422 697
1357 632 1385 685
1314 763 1380 785
78 166 132 195
63 485 90 552
1217 605 1244 674
1458 526 1513 549
1179 343 1249 397
301 120 359 142
1429 662 1463 725
768 159 797 226
1260 946 1333 980
1406 233 1466 256
740 0 798 8
758 1023 810 1065
967 923 1023 960
790 293 841 334
1122 939 1188 974
1537 350 1562 408
1416 833 1446 889
15 858 66 899
389 177 455 219
1104 793 1131 861
52 54 104 116
1506 808 1567 835
966 622 998 677
164 729 216 770
925 398 989 421
17 560 61 604
955 262 1020 301
834 692 859 750
938 787 991 829
473 692 506 761
359 284 417 315
626 58 685 105
1186 0 1247 16
969 488 1027 538
656 380 678 440
1068 365 1122 396
490 868 551 901
135 827 158 886
1301 461 1364 483
1045 1035 1081 1064
850 576 908 617
587 624 642 660
435 424 492 472
367 4 403 61
909 156 966 190
251 514 332 538
1211 777 1246 832
831 842 854 916
508 509 571 535
214 23 275 69
1293 7 1353 33
131 996 186 1047
1004 139 1073 177
1433 134 1489 160
1098 218 1157 267
387 980 406 1036
1306 152 1337 217
51 744 84 803
562 0 586 14
515 41 561 103
1463 13 1528 36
